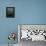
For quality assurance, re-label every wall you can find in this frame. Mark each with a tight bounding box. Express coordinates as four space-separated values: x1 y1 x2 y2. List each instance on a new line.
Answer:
0 0 17 44
16 0 46 24
0 0 46 44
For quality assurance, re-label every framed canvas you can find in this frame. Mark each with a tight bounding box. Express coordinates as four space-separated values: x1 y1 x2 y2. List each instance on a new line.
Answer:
6 7 15 18
18 24 46 41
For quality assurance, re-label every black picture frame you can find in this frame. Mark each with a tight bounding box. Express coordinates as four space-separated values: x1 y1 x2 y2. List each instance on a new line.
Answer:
6 7 15 18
